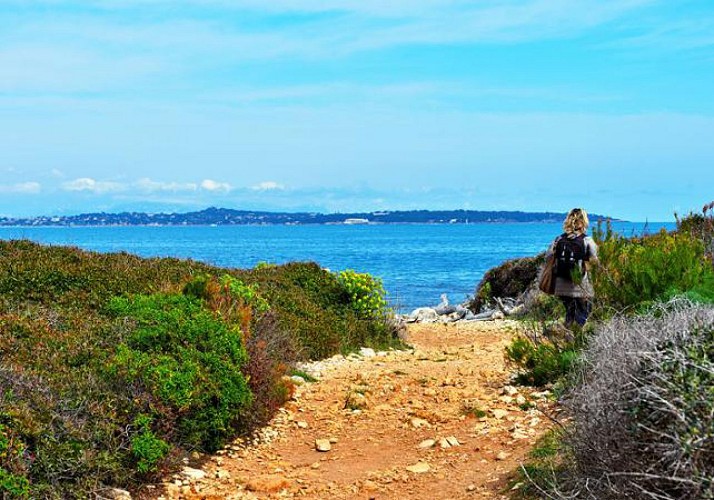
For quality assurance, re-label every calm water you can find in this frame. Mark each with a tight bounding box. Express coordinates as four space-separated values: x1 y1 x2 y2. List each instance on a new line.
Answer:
0 222 675 312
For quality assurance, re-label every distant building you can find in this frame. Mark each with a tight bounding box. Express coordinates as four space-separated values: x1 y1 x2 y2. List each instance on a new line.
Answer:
343 218 370 225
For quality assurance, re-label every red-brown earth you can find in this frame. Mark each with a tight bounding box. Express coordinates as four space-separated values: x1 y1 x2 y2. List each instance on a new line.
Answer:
143 320 555 500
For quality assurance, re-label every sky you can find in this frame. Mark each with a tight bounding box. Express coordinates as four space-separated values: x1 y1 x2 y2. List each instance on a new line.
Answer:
1 1 713 221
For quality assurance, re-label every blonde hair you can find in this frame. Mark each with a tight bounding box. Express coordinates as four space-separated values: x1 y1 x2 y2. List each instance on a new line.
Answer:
563 208 589 235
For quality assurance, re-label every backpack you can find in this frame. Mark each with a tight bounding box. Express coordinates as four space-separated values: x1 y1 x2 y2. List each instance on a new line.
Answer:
555 234 587 281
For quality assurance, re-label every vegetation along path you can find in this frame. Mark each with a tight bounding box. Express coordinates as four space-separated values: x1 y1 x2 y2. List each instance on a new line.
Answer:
147 321 555 500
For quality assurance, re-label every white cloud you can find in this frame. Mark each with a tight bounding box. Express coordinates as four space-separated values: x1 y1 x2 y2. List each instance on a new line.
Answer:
62 177 125 194
0 182 42 194
200 179 232 192
252 181 285 191
135 178 198 193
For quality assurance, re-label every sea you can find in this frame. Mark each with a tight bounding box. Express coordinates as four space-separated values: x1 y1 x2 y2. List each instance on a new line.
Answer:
0 221 676 313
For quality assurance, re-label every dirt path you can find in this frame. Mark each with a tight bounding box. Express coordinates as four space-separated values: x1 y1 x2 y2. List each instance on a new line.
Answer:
148 321 555 500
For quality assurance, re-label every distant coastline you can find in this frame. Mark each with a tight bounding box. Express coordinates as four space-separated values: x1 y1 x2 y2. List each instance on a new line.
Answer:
0 207 618 227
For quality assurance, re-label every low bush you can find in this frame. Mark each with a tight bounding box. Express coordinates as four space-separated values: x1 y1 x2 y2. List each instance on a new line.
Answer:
468 254 545 312
591 221 714 315
541 301 714 499
505 332 579 387
105 292 253 451
0 418 30 498
0 240 401 497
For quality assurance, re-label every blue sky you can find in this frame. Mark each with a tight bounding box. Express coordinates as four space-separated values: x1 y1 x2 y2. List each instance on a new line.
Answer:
1 1 713 221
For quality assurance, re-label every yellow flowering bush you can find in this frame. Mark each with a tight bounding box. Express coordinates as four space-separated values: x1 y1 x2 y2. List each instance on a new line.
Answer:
337 269 389 319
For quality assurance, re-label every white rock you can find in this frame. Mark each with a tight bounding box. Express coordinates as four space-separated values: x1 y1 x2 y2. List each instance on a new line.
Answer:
315 439 332 452
216 470 231 480
491 409 509 420
445 436 460 447
503 386 519 396
418 439 436 449
410 418 430 429
290 375 306 385
359 347 377 358
408 308 439 323
181 467 206 480
405 462 431 473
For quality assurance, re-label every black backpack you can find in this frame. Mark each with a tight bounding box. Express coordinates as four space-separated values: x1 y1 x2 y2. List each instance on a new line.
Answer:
555 234 587 280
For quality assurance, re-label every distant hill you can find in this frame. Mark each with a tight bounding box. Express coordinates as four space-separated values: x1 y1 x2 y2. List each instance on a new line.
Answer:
0 207 617 226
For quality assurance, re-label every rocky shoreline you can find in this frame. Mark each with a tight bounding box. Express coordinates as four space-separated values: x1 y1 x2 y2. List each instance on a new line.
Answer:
401 294 525 324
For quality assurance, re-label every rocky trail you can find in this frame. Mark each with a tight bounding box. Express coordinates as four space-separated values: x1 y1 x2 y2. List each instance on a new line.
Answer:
145 321 556 500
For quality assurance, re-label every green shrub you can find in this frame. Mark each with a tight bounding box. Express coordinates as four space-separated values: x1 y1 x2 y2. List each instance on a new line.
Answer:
0 241 401 497
591 222 714 314
106 293 252 451
243 262 401 359
505 334 579 387
0 421 30 498
677 202 714 262
130 415 170 474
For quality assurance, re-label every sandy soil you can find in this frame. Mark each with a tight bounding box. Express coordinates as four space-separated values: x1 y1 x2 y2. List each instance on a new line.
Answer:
143 320 555 500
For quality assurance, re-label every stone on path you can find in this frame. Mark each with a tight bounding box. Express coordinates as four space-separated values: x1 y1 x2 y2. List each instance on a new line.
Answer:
491 409 509 420
406 462 431 474
359 347 377 358
245 474 292 492
315 439 332 452
181 467 206 480
445 436 460 447
418 439 436 449
411 417 430 429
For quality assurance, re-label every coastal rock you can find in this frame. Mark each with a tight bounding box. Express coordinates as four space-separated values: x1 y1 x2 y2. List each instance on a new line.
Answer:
472 310 498 321
408 308 439 323
434 293 457 315
463 310 477 320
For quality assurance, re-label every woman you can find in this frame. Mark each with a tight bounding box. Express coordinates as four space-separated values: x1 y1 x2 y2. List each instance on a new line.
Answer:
549 208 598 327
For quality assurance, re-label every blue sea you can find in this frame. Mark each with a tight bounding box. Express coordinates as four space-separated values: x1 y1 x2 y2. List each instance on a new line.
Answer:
0 222 675 312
